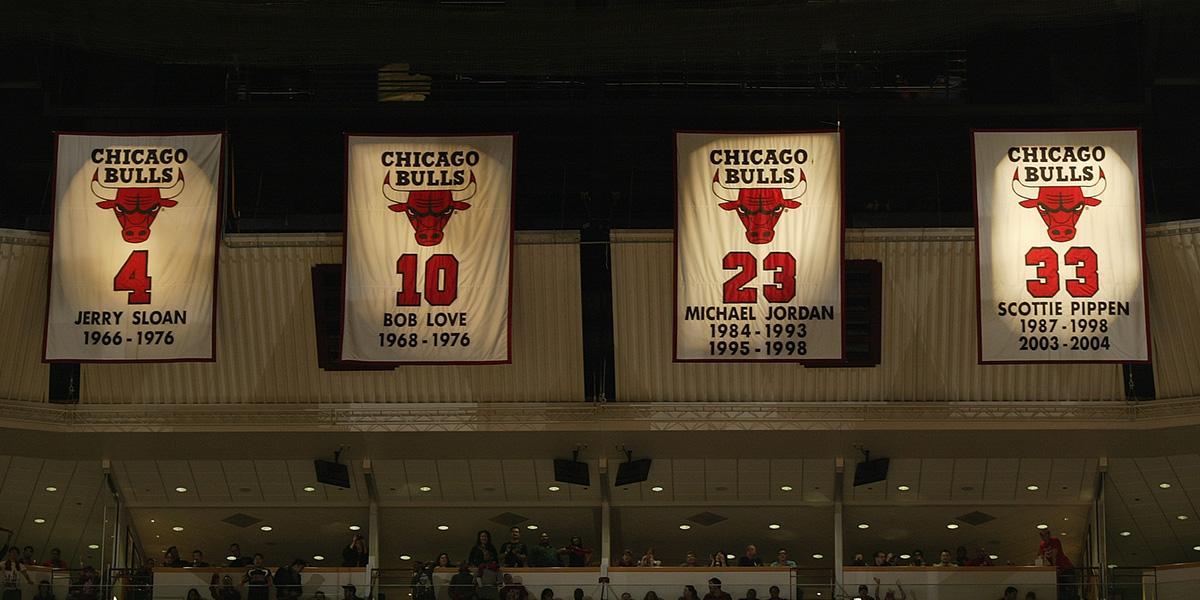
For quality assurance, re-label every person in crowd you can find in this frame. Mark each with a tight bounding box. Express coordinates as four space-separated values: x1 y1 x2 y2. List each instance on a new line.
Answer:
969 548 993 567
162 547 186 568
679 551 700 567
619 593 632 600
412 560 436 600
132 559 155 600
643 593 659 600
771 549 796 568
473 546 501 600
209 575 240 600
3 547 34 600
227 545 251 568
343 534 368 567
448 564 476 600
501 527 528 568
616 549 636 567
242 554 273 600
997 587 1018 600
933 550 955 567
559 537 591 567
885 553 899 567
765 586 783 600
679 586 700 600
187 590 204 600
708 552 727 567
32 581 54 600
702 579 731 600
435 553 454 569
909 551 925 567
19 548 34 567
71 566 100 600
738 589 758 600
190 550 210 568
274 559 305 600
954 546 969 567
850 554 866 567
853 584 875 600
570 590 583 600
1024 593 1037 600
638 548 657 568
42 549 67 570
539 589 555 600
871 579 906 600
500 574 528 600
737 545 762 567
341 585 366 600
469 531 499 567
1037 530 1074 600
871 551 888 567
529 533 558 568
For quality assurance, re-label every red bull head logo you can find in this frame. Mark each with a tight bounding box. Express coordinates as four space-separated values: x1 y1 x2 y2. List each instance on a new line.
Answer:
382 172 476 247
710 169 807 244
1012 168 1105 242
91 169 184 244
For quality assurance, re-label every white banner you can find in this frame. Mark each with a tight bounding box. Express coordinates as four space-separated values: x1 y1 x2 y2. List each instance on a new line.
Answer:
974 129 1149 363
45 133 223 362
342 135 513 363
675 131 843 361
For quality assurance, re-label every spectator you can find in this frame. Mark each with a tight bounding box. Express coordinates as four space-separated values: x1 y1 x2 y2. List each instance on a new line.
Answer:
132 559 155 600
190 550 210 568
771 549 796 568
559 537 591 567
571 590 583 600
738 589 758 600
852 586 874 600
933 550 955 567
473 545 501 600
850 554 866 567
679 551 701 568
187 590 203 600
72 566 100 600
709 553 728 567
539 590 554 600
617 549 636 567
871 551 888 567
3 548 33 600
32 581 54 600
737 546 762 567
42 549 67 570
435 553 454 568
766 586 783 600
448 564 476 600
997 588 1018 600
343 534 368 567
886 553 899 567
501 527 528 568
209 575 240 600
679 586 700 600
468 531 499 567
500 574 527 600
619 594 632 600
163 547 186 568
242 554 273 600
702 579 731 600
1037 530 1073 600
969 548 993 567
954 546 969 567
19 548 34 567
341 586 365 600
227 545 251 568
909 551 925 567
274 559 305 600
871 579 906 600
529 534 558 568
643 593 659 600
638 548 657 568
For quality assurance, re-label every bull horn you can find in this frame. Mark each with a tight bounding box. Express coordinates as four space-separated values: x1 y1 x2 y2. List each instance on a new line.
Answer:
1011 169 1039 200
160 172 185 200
781 169 808 201
711 170 740 202
382 173 407 204
90 169 118 201
1079 168 1106 197
451 171 477 203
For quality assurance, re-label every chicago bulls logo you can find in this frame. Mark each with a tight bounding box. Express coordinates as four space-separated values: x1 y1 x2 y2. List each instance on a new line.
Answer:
711 169 807 244
91 169 184 244
382 171 477 246
1011 168 1105 242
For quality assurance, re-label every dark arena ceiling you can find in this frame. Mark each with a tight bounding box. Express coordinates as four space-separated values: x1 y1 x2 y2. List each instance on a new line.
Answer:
1 0 1197 232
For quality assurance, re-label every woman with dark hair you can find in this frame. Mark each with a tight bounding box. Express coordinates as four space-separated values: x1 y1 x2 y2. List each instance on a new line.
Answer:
708 553 727 567
163 547 186 568
436 553 454 569
679 586 700 600
468 531 498 567
539 589 555 600
186 590 203 600
469 531 500 600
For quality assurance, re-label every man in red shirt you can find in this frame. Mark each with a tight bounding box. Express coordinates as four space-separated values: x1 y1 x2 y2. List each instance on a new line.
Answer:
1037 531 1074 600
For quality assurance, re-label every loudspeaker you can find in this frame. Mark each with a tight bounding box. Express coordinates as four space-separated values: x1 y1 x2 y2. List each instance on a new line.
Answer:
49 363 80 404
553 459 591 487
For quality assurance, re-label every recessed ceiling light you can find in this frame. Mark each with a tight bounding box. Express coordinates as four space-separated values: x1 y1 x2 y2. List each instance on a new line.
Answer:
896 485 910 491
312 555 324 561
812 554 824 559
172 526 184 532
1107 564 1118 569
1036 524 1049 530
1159 483 1172 489
650 486 664 492
547 486 561 492
260 526 273 532
419 486 432 492
1026 485 1040 491
1060 532 1068 536
1193 546 1200 552
1119 531 1131 537
1178 515 1190 521
400 555 412 561
899 554 910 560
303 486 316 493
857 523 870 529
88 544 100 550
437 525 449 531
175 487 188 493
768 523 781 530
33 518 46 524
678 524 691 530
725 554 735 560
349 525 361 531
780 485 793 492
526 524 538 530
44 486 58 492
989 554 999 560
226 556 237 561
946 523 960 530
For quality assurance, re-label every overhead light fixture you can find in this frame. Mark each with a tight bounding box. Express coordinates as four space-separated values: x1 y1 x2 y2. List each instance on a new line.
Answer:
226 556 237 561
1178 515 1190 521
857 523 870 529
419 486 432 492
1060 532 1068 536
33 518 46 524
896 485 910 491
812 554 824 559
989 554 999 560
946 523 960 530
400 555 412 561
678 524 691 530
899 554 911 560
1026 485 1040 491
437 525 449 531
312 555 325 561
260 526 273 532
175 487 188 493
780 485 793 492
1159 483 1172 489
1036 524 1049 530
349 525 362 531
1107 564 1118 569
650 486 664 492
547 486 561 492
45 486 58 493
88 544 100 550
303 486 316 493
1119 531 1131 537
1193 546 1200 552
725 554 735 560
172 526 184 532
768 523 781 530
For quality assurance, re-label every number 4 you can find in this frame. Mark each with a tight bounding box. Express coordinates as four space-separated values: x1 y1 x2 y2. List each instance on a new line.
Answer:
114 250 152 304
